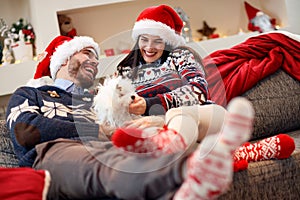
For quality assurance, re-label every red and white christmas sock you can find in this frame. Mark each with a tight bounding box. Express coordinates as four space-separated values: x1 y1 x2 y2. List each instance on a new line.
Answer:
174 97 254 200
234 133 295 162
111 125 187 156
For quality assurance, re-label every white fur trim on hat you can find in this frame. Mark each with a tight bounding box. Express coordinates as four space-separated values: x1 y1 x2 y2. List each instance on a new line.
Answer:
50 36 100 79
132 19 186 47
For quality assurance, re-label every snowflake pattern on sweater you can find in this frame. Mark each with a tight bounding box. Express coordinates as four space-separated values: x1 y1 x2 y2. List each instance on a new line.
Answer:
121 48 210 114
6 85 99 166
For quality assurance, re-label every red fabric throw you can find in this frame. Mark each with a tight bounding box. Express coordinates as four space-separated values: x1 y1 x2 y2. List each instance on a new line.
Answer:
203 32 300 107
0 167 51 200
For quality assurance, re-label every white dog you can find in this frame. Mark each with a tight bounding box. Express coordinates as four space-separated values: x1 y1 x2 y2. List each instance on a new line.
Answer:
93 76 140 128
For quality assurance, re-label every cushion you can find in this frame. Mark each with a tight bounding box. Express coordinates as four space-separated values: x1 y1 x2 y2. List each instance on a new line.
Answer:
0 167 51 200
0 120 19 167
242 70 300 140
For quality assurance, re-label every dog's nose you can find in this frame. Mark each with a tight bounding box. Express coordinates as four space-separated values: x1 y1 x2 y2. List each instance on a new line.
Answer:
131 95 135 100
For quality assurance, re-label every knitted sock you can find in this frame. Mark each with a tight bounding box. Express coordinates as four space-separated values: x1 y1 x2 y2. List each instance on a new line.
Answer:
174 97 254 200
111 125 187 157
234 134 295 162
233 159 248 172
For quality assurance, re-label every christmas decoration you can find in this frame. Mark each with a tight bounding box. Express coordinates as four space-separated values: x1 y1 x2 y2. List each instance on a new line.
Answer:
10 18 35 47
197 20 219 39
174 7 193 42
0 18 15 65
57 14 77 38
244 1 277 33
0 18 36 63
11 29 34 62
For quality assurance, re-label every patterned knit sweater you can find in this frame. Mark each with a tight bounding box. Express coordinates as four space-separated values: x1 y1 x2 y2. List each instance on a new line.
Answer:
121 48 211 115
6 85 100 166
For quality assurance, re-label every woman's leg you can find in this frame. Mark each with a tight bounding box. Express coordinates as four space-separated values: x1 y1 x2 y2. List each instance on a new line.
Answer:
165 104 227 143
174 97 254 200
111 104 227 155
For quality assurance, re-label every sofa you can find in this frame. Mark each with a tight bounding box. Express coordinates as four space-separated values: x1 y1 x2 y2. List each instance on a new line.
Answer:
1 68 300 199
1 31 300 199
218 69 300 199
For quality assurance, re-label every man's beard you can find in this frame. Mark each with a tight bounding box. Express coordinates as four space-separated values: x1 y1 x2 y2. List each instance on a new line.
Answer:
68 59 95 89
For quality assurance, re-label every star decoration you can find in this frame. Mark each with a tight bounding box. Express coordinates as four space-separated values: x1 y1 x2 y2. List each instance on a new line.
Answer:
197 21 217 38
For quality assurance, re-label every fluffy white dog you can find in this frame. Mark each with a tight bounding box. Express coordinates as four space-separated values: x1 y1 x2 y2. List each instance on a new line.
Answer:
93 76 140 128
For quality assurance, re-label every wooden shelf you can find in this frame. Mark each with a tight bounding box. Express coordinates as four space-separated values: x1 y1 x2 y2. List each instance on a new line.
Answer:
0 31 258 98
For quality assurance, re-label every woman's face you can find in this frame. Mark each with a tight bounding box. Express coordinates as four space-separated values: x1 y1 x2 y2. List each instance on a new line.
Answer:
138 34 166 63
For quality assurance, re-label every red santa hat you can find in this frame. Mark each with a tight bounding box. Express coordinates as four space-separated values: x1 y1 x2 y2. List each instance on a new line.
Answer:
244 1 262 21
131 4 186 47
33 35 99 80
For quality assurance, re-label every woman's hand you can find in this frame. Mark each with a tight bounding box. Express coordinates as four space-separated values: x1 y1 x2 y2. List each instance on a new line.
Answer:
123 115 165 129
129 95 146 115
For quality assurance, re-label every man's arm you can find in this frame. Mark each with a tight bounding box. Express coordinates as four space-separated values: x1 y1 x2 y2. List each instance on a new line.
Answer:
6 86 99 150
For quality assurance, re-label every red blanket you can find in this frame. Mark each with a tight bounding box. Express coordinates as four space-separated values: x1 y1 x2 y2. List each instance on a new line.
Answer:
203 32 300 107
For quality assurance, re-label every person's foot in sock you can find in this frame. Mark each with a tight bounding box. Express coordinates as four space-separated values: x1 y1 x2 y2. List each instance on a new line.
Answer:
234 133 295 162
174 97 254 200
112 125 187 156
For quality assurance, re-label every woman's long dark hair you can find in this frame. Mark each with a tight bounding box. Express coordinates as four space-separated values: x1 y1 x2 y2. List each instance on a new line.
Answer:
117 36 172 79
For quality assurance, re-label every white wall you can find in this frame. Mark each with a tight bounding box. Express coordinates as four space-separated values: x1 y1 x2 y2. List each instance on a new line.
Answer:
63 0 288 55
0 0 31 26
27 0 132 54
283 0 300 34
0 0 292 55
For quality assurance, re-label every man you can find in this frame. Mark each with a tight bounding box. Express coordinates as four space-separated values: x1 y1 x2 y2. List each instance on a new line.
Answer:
6 35 254 199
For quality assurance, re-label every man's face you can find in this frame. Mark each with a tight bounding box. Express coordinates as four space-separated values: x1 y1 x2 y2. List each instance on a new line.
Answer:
68 47 99 89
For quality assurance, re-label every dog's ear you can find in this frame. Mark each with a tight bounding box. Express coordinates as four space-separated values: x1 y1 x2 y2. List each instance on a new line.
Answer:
116 83 124 97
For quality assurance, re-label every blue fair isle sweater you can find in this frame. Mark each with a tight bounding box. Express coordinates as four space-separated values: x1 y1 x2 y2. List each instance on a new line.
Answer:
6 85 100 167
122 48 211 115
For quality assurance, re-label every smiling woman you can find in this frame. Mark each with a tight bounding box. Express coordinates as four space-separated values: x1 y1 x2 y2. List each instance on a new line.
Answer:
117 4 211 118
138 34 165 63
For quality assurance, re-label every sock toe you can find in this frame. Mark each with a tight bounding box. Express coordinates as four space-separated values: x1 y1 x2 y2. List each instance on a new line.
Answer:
276 134 295 159
227 97 254 119
112 128 144 148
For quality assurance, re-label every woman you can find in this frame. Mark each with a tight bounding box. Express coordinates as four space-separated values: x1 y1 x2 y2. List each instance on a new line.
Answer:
113 5 295 169
117 4 211 117
115 4 228 144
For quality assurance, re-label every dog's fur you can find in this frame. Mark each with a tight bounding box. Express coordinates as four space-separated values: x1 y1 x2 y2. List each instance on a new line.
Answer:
93 76 140 128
